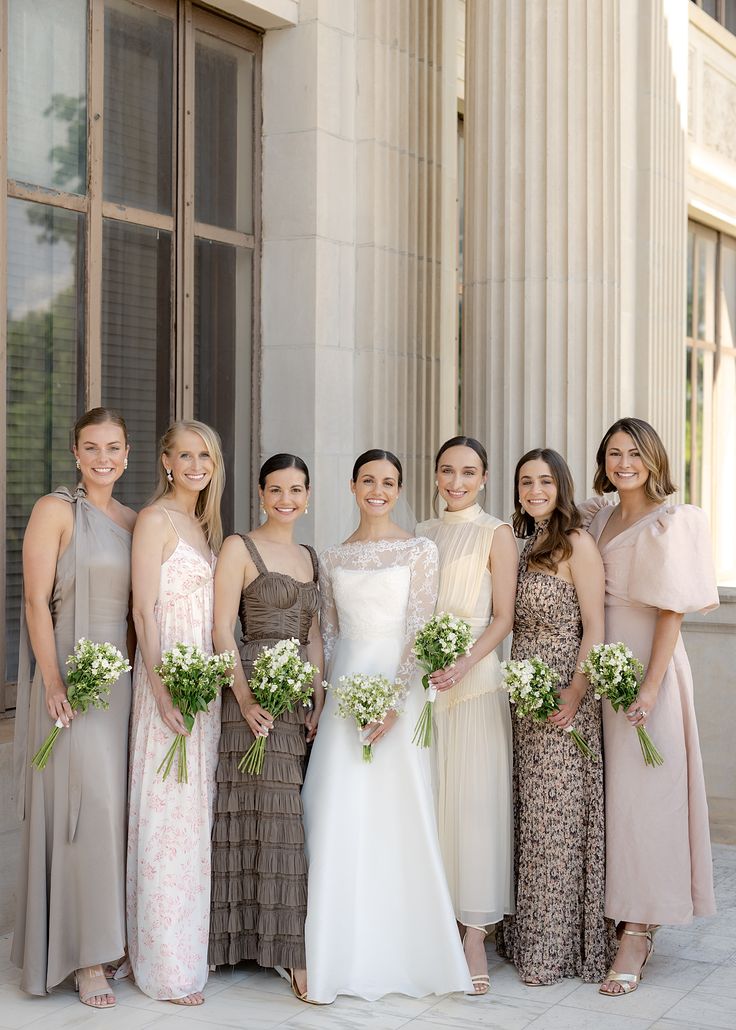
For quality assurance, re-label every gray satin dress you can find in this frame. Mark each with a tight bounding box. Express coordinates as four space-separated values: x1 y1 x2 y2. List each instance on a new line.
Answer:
11 486 132 995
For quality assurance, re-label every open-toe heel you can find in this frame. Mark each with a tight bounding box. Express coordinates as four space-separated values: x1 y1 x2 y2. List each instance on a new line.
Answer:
462 925 490 996
599 927 655 997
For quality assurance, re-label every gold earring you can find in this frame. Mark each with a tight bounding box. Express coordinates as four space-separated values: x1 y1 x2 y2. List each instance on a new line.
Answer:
305 505 309 515
123 458 128 470
75 459 81 470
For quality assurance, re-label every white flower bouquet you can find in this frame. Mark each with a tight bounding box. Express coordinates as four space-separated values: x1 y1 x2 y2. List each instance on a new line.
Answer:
500 655 597 760
238 638 318 776
32 637 131 770
411 612 473 747
581 642 663 767
333 673 401 763
156 644 235 783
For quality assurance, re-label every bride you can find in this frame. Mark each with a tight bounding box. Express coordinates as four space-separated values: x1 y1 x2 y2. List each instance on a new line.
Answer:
302 449 473 1003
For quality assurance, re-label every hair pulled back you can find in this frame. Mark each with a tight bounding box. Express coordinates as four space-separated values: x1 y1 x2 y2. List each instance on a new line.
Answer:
258 453 310 489
351 448 403 487
72 407 128 448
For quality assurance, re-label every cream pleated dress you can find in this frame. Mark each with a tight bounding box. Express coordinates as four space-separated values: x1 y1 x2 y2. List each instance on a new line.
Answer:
416 504 514 927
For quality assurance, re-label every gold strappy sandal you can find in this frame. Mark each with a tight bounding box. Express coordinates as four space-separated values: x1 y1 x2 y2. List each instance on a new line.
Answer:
599 926 655 996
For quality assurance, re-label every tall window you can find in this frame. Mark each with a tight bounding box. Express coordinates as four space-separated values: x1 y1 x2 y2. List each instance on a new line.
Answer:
690 0 736 35
686 221 736 582
1 0 261 709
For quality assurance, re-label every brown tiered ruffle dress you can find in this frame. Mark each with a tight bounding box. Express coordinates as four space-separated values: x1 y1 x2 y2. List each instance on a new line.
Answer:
209 535 319 970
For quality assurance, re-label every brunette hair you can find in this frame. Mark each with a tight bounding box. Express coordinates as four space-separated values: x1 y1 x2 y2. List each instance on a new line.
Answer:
433 435 488 513
72 407 128 448
258 453 310 489
512 448 581 574
351 449 403 487
151 420 225 552
593 417 676 502
434 435 488 473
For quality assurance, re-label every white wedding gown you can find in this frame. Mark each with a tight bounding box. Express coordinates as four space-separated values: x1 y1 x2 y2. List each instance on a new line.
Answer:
302 536 473 1003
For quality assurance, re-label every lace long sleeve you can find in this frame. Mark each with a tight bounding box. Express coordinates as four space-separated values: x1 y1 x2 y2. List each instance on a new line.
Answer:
318 549 339 674
394 538 439 707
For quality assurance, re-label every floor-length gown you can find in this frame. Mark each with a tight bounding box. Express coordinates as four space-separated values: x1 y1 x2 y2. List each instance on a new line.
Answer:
302 536 473 1003
12 486 132 995
126 515 221 999
415 504 513 926
209 535 319 970
495 535 615 983
585 500 719 924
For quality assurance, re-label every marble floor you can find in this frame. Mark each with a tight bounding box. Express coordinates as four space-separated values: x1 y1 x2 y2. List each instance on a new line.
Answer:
1 844 735 1030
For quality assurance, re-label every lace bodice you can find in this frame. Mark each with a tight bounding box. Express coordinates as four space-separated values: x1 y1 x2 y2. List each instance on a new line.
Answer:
319 536 439 703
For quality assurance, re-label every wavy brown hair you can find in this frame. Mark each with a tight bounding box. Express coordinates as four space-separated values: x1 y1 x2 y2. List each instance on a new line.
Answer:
512 448 581 574
593 417 676 502
150 420 225 552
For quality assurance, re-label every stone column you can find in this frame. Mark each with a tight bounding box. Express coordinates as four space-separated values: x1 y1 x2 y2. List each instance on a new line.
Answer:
462 0 688 515
260 0 458 547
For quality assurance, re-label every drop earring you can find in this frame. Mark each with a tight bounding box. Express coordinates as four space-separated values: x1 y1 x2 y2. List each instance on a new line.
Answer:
123 458 128 470
304 505 309 516
166 468 173 483
75 459 81 470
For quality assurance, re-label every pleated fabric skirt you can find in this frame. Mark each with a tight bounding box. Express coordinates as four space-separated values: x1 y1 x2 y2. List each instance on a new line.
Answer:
209 686 308 969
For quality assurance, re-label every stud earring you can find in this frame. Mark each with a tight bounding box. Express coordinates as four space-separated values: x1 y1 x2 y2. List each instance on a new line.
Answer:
166 468 173 483
479 483 485 491
123 458 128 471
75 459 81 470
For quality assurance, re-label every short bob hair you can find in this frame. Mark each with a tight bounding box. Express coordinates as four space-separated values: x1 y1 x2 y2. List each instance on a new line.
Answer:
593 417 676 502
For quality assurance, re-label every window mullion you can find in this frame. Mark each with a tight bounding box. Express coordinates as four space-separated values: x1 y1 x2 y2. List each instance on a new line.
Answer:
86 0 105 408
0 0 9 710
176 0 195 421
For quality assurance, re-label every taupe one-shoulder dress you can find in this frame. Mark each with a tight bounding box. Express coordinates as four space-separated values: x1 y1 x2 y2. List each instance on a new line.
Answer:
209 535 319 970
12 487 132 995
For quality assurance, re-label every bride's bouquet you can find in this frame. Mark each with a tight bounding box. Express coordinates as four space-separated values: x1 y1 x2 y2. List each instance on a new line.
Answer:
581 642 663 767
411 612 473 748
500 655 597 760
238 638 319 776
333 673 401 763
156 644 235 783
32 638 131 770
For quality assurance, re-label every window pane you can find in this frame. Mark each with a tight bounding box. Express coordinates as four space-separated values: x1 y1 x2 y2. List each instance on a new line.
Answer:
104 0 174 213
194 242 253 533
101 221 173 509
696 232 717 341
5 200 84 680
726 0 736 34
195 33 254 232
687 226 695 338
721 237 736 352
8 0 87 193
685 346 694 505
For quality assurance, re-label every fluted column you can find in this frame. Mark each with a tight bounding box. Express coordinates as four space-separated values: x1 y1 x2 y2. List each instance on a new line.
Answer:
355 0 458 517
463 0 688 515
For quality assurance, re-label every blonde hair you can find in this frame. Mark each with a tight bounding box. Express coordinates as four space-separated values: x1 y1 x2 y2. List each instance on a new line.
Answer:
151 420 225 552
593 417 676 502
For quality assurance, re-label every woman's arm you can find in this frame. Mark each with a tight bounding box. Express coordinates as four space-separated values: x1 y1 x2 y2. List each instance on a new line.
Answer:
304 611 325 742
131 507 188 736
549 530 605 727
212 535 274 739
22 496 74 725
431 523 518 691
627 610 683 726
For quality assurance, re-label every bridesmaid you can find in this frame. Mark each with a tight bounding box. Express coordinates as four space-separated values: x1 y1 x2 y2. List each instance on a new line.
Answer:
127 420 224 1005
12 408 136 1006
495 448 615 984
416 436 516 995
583 418 718 996
209 453 324 1003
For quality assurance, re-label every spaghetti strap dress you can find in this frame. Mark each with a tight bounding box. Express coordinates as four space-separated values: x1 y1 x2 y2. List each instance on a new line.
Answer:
126 509 220 1000
209 534 319 970
12 485 132 995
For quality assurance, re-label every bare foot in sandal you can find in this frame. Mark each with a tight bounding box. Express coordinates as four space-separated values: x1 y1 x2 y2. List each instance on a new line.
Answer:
462 925 490 996
169 991 204 1006
75 965 116 1008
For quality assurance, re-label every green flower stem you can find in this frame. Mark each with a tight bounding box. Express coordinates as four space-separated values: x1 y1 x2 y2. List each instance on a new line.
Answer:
31 725 62 770
362 743 373 763
238 735 267 776
637 726 664 767
568 727 598 761
411 700 434 748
